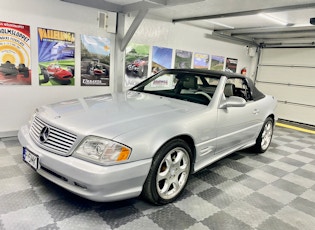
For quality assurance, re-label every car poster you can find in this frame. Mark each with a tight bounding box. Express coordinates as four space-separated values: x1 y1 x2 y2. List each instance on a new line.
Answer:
0 21 31 85
81 35 110 86
174 49 192 69
193 52 209 69
125 43 149 87
211 55 225 71
38 27 75 86
225 57 238 73
152 46 172 75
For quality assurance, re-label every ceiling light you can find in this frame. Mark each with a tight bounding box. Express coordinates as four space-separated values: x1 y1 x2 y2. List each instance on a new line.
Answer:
203 20 234 29
259 13 288 26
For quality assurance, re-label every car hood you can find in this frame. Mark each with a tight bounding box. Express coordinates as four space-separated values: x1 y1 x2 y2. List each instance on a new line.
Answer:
37 91 203 139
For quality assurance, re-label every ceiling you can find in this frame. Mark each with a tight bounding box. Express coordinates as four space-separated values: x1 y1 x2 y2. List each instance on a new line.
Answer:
61 0 315 47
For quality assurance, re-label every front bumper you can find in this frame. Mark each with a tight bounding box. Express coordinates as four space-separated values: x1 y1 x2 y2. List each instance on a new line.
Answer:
18 125 152 202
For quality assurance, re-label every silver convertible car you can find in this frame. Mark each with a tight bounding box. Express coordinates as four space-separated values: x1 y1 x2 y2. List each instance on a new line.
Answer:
18 69 277 205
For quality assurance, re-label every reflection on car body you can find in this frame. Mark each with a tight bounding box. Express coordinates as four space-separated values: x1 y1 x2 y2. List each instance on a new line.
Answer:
18 69 277 205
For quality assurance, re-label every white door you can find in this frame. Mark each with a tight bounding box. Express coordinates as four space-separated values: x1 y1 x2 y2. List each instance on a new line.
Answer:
256 48 315 125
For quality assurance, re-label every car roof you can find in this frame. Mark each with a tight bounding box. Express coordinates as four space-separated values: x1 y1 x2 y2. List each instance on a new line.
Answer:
153 69 266 101
162 68 247 79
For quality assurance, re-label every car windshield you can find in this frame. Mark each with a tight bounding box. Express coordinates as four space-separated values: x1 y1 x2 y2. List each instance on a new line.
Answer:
131 70 221 105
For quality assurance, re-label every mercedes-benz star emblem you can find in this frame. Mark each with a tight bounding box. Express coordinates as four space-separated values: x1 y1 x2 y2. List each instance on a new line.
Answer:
39 126 50 143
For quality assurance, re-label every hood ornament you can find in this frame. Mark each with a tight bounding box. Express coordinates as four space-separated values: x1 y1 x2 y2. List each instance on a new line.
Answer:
39 126 50 143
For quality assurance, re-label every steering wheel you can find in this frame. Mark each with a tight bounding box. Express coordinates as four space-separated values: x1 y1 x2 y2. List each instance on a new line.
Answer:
195 91 212 101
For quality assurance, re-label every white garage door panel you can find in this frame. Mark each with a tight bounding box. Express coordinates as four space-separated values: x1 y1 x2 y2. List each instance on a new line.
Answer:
276 103 315 126
260 48 315 66
257 66 315 86
258 48 315 125
256 82 315 106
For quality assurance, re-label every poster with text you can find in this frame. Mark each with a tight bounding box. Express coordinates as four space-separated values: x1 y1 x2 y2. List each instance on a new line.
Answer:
225 57 238 73
210 55 225 71
0 21 31 85
152 46 172 75
38 27 75 86
125 43 149 87
193 52 209 69
81 35 110 86
174 49 192 69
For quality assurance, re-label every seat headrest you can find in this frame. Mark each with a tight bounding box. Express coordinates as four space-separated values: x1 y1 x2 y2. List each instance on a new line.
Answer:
182 77 197 89
224 83 235 97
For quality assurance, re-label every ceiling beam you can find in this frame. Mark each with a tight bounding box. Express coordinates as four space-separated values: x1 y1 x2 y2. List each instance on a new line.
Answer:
121 8 149 51
230 29 315 37
205 32 258 47
172 3 315 23
62 0 205 13
61 0 123 12
218 26 315 35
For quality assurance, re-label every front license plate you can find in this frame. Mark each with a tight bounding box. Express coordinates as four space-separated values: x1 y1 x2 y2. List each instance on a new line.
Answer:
23 147 39 170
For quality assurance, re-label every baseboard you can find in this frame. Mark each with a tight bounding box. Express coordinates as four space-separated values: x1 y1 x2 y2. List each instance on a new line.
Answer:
0 130 18 138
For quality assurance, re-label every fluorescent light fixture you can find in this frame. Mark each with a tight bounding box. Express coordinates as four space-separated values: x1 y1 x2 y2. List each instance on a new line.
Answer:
203 20 234 29
259 13 288 26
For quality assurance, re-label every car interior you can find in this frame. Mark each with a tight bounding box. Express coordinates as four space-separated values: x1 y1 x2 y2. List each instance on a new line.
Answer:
133 72 252 105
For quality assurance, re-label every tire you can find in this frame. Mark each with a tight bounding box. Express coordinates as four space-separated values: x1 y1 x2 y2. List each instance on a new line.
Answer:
252 117 274 153
39 71 50 84
142 139 191 205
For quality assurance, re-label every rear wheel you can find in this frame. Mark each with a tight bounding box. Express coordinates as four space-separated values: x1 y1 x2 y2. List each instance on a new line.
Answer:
252 117 274 153
142 139 191 205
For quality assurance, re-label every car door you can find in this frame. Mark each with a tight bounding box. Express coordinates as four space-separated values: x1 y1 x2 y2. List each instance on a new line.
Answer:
215 80 263 155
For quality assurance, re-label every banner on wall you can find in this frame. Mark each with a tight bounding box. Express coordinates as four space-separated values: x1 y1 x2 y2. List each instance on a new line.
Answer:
211 55 225 71
0 21 31 85
38 27 75 86
174 49 192 69
193 52 209 69
125 43 149 87
81 35 110 86
225 57 238 73
152 46 172 75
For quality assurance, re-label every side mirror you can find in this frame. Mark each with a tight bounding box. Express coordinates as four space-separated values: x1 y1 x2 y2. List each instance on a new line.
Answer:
219 96 246 109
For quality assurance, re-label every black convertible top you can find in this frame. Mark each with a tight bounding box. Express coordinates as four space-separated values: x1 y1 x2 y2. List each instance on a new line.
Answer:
152 69 265 101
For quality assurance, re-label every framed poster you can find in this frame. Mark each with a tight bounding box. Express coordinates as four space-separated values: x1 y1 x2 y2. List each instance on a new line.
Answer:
38 27 75 86
152 46 172 75
125 43 149 87
225 57 238 73
193 52 209 69
174 49 192 69
81 35 110 86
211 55 225 71
0 21 31 85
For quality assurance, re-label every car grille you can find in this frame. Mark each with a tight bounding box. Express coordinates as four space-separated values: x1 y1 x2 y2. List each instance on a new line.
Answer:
30 116 77 155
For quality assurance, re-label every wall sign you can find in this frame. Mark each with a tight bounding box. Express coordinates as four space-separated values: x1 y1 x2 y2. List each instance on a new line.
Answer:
81 34 110 86
38 27 75 86
0 21 31 85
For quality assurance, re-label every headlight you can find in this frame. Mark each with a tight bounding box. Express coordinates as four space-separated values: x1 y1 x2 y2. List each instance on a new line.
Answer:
73 136 131 165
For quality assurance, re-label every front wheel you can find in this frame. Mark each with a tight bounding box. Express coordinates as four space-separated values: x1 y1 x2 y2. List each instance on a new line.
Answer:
142 139 191 205
252 117 274 153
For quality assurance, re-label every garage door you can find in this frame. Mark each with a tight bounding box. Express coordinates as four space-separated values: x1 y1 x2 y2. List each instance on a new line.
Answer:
256 48 315 126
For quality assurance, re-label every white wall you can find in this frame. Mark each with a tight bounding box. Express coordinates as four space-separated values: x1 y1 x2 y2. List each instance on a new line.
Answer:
0 0 255 137
0 0 114 137
125 15 256 78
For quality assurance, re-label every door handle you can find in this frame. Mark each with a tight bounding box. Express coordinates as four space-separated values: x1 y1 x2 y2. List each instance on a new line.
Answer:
253 109 260 115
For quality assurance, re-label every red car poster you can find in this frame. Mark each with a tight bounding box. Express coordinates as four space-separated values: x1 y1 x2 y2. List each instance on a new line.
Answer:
38 27 75 86
0 21 31 85
225 57 238 73
125 43 149 87
81 34 110 86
